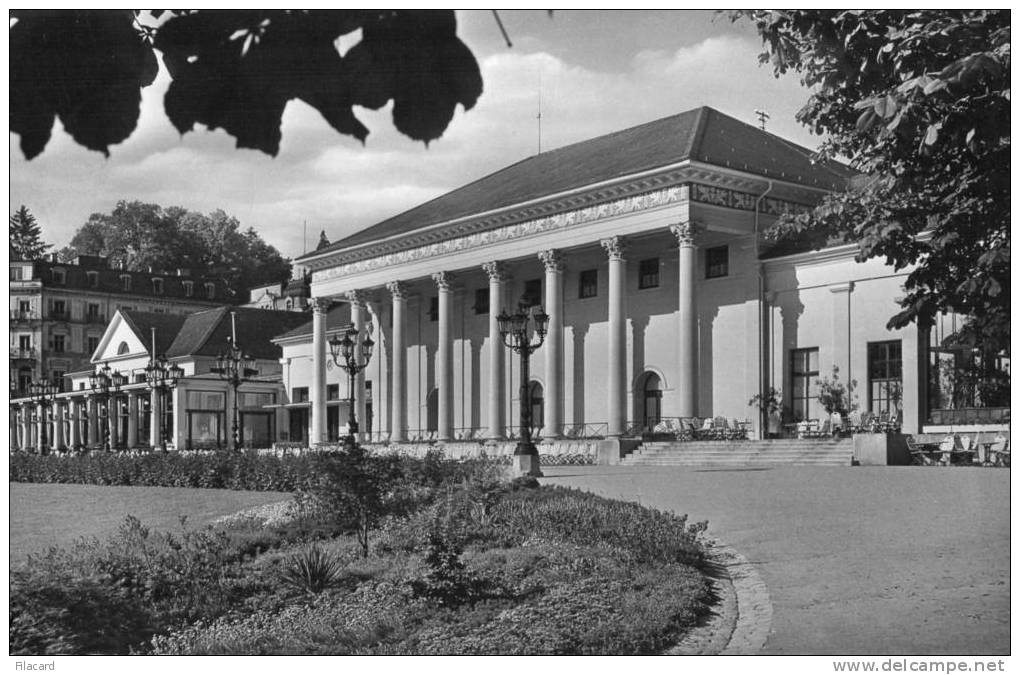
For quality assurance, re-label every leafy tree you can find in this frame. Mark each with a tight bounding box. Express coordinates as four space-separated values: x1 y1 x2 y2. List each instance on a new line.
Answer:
10 10 483 159
66 200 292 298
737 10 1010 354
9 205 51 260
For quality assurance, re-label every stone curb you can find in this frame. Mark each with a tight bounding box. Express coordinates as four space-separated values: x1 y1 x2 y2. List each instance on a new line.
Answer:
666 541 773 656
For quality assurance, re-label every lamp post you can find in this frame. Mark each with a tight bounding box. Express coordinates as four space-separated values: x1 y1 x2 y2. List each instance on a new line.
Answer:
28 378 57 454
497 298 549 477
211 311 258 451
88 363 125 451
144 328 185 452
328 323 375 449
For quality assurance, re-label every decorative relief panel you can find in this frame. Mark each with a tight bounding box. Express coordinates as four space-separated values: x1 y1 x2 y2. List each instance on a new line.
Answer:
318 185 686 280
690 183 811 215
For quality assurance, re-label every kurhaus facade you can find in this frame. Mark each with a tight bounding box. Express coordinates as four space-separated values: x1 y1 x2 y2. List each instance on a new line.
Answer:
283 107 948 448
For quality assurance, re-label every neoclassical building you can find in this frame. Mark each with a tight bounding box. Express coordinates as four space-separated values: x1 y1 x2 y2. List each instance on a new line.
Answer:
283 106 961 451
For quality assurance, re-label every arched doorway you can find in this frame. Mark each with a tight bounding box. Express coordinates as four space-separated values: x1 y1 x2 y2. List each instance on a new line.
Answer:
641 372 662 428
529 381 544 434
426 387 438 434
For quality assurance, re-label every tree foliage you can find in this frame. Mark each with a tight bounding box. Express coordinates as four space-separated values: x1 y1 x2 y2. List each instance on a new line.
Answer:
9 205 51 260
737 10 1010 353
67 200 292 298
10 10 483 159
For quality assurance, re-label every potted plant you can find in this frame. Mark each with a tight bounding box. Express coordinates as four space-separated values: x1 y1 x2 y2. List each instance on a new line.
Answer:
748 387 783 437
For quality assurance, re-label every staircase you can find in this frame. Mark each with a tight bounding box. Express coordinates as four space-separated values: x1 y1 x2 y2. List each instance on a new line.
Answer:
622 438 855 467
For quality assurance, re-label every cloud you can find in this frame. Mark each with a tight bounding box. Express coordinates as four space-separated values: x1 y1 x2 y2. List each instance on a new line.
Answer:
10 26 817 264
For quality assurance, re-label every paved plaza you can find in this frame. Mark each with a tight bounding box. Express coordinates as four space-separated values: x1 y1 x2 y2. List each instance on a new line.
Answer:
542 465 1010 655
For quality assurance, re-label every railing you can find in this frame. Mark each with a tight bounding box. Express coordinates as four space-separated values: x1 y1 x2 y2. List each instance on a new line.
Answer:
9 310 37 322
86 313 107 324
560 422 609 439
627 417 753 441
9 347 37 360
927 407 1010 426
50 310 70 321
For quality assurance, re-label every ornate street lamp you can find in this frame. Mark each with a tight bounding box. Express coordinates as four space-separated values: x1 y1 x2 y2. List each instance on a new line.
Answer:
88 363 126 451
328 323 375 449
497 298 549 477
211 311 258 451
28 377 57 454
144 328 185 452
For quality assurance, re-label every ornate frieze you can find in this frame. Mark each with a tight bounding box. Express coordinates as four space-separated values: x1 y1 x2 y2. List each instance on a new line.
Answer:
600 236 627 261
481 261 509 283
669 221 700 247
538 249 566 273
690 182 812 216
432 271 455 291
318 185 686 281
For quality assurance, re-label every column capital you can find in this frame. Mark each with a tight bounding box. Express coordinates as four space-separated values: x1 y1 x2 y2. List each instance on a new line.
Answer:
600 236 627 261
386 280 410 300
344 289 370 306
670 221 701 247
538 249 566 273
481 261 510 283
432 271 456 291
310 296 331 314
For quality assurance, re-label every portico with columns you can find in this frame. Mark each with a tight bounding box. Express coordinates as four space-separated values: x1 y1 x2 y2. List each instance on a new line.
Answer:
290 108 855 449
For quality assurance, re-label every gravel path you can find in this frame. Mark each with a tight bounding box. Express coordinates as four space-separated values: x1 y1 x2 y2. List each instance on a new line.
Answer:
542 465 1010 655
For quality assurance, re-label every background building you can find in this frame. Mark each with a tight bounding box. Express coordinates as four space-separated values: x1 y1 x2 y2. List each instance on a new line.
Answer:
9 254 231 396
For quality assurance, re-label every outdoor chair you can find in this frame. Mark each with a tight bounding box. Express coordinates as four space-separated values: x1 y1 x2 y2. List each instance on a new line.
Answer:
987 434 1009 467
713 416 729 440
906 436 936 466
680 418 698 442
830 412 844 436
859 411 875 433
848 410 863 433
935 435 955 466
951 435 975 465
698 417 714 440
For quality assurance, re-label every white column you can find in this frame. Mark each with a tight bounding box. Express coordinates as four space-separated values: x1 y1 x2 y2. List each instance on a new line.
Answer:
830 282 854 385
69 398 81 449
387 281 408 443
150 390 163 448
539 249 565 438
36 402 47 453
52 400 66 451
433 272 455 441
87 395 99 449
310 297 329 446
601 236 627 437
21 406 32 451
671 222 699 418
482 262 508 440
346 291 369 442
108 396 120 449
126 392 139 448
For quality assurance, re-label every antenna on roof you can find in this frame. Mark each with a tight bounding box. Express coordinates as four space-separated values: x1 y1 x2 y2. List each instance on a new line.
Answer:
754 108 770 131
537 74 543 154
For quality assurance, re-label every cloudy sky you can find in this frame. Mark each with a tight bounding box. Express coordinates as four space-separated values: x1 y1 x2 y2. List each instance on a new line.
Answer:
9 9 820 261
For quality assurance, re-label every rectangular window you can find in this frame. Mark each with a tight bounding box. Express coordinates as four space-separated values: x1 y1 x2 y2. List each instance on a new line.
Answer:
187 390 225 409
51 299 66 319
868 340 903 415
52 371 66 392
87 335 100 354
19 335 31 350
205 282 216 300
428 296 439 322
790 347 820 421
579 269 598 298
10 267 21 281
87 271 99 288
153 278 164 295
706 245 729 278
52 269 66 285
52 334 66 353
638 258 660 289
87 303 101 322
292 386 309 403
18 300 30 314
327 384 340 401
239 392 276 408
474 288 489 315
183 281 193 297
121 275 132 291
523 278 542 307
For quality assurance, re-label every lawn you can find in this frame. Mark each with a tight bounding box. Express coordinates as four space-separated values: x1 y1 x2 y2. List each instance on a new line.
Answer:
9 482 291 559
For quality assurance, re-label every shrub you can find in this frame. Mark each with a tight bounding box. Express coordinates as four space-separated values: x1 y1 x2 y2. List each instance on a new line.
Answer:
278 545 347 596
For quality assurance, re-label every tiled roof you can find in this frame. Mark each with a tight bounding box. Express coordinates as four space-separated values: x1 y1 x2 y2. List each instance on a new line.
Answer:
29 260 235 302
165 307 310 359
273 304 353 342
303 106 852 258
119 310 188 356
